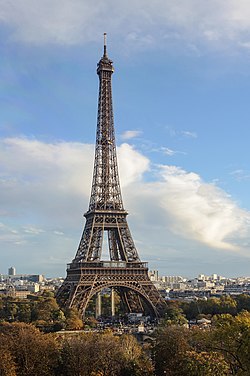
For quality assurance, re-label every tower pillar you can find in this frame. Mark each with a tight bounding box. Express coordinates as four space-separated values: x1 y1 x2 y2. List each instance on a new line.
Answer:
96 292 102 318
111 288 115 317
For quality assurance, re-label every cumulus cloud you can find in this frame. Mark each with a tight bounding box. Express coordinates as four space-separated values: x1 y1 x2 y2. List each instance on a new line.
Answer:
157 165 250 251
1 137 250 263
0 0 250 53
118 143 150 186
0 138 149 224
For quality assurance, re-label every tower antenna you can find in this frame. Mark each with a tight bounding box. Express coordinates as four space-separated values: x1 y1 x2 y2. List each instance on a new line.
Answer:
104 32 107 57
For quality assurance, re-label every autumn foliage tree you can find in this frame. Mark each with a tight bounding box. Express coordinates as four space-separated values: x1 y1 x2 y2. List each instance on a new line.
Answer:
60 331 153 376
153 311 250 376
0 322 59 376
1 309 250 376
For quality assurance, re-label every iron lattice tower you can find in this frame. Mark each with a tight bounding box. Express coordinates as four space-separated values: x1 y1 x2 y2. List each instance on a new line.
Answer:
56 35 166 318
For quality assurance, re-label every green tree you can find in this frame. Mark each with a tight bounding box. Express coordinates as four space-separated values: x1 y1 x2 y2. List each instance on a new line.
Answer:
5 302 18 321
30 296 65 331
236 294 250 313
32 297 60 322
218 296 237 315
16 303 31 323
163 303 188 326
209 311 250 375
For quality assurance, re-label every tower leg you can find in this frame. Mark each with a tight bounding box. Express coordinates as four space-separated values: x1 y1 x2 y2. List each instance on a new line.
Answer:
96 292 102 318
111 288 115 317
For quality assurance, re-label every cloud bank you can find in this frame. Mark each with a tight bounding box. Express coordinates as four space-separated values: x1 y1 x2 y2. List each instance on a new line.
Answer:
1 137 250 272
1 0 250 54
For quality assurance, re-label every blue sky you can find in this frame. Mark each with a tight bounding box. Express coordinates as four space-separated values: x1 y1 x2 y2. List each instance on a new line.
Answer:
1 0 250 278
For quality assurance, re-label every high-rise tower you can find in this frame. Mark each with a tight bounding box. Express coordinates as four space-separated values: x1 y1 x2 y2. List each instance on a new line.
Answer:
56 35 166 318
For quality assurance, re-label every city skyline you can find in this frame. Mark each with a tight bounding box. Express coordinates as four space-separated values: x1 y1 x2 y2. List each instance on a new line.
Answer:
1 1 250 277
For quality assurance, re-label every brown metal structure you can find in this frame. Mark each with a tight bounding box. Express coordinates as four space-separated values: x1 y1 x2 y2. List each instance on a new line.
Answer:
56 35 166 318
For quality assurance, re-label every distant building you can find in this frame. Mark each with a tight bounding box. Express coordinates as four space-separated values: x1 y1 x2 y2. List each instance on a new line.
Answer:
8 266 16 276
8 274 44 283
162 276 184 284
148 270 159 282
224 283 250 295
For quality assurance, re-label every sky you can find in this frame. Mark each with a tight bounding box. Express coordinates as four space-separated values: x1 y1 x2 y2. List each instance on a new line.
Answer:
1 0 250 278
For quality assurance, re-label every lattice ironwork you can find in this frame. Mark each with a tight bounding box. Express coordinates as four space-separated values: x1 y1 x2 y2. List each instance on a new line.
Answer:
56 35 166 318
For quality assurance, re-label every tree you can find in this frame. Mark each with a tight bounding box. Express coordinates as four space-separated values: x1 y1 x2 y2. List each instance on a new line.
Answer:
32 296 60 322
209 311 250 375
5 302 18 321
236 294 250 313
153 323 231 376
153 325 191 376
16 303 31 323
218 296 237 316
0 322 59 376
64 307 83 330
119 334 154 376
60 331 153 376
186 351 230 375
163 303 188 326
61 331 121 376
0 335 17 376
181 295 241 320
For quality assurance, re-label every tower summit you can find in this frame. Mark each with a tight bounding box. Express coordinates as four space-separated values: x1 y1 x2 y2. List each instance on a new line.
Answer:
56 35 166 318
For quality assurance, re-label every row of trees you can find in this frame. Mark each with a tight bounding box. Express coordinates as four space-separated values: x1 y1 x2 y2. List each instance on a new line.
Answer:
0 322 152 376
162 294 250 326
1 293 250 328
0 294 83 331
180 294 250 319
0 311 250 375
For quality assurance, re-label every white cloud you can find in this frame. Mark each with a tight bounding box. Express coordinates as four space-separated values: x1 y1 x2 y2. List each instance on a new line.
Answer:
181 131 197 138
1 137 250 275
165 127 197 140
0 138 148 222
161 148 176 156
230 169 250 181
53 230 64 236
121 130 142 140
118 143 150 186
157 165 250 252
0 222 25 245
159 147 186 156
23 226 45 235
0 0 250 53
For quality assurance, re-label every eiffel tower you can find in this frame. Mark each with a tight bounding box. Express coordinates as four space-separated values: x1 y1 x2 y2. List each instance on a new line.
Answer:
56 34 166 318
